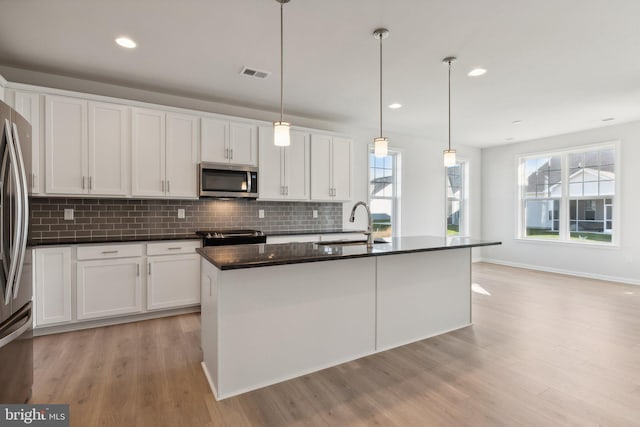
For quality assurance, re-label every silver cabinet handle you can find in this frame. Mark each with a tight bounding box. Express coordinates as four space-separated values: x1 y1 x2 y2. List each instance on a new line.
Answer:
161 180 165 192
89 176 92 191
31 172 36 191
136 264 140 276
224 148 229 159
82 176 86 189
167 180 171 193
285 186 288 195
101 250 118 254
148 263 151 275
230 148 233 159
168 247 182 250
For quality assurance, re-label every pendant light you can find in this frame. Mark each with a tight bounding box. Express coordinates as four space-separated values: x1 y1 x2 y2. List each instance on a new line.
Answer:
273 0 291 147
443 56 457 167
373 28 389 158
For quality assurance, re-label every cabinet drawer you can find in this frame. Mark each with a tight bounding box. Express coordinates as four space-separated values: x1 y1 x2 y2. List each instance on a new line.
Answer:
77 244 144 260
319 233 365 242
147 240 201 256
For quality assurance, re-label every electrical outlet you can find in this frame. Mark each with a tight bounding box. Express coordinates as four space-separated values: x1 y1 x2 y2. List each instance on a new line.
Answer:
177 209 185 219
258 209 265 219
63 209 74 221
313 210 318 218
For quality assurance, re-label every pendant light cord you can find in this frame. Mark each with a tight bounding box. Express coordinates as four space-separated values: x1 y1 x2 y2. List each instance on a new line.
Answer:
379 34 383 137
447 59 452 152
280 2 284 122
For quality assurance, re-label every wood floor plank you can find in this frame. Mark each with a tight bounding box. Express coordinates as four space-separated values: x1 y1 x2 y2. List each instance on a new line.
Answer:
31 263 640 426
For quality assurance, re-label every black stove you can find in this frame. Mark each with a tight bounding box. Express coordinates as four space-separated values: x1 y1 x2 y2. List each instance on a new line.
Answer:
196 229 266 246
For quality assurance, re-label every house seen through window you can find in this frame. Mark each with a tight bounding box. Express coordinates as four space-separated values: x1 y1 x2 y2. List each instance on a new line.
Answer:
519 144 616 243
369 148 401 238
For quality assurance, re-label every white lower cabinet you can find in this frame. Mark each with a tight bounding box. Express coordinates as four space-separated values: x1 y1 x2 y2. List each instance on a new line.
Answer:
147 254 200 310
34 247 72 327
33 240 201 332
76 258 143 320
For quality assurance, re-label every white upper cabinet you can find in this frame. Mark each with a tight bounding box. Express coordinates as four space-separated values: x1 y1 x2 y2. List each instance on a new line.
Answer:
132 107 165 197
259 127 310 200
201 117 257 166
45 95 87 195
45 95 129 196
11 90 42 194
88 101 129 195
132 108 198 199
165 113 199 198
310 133 351 201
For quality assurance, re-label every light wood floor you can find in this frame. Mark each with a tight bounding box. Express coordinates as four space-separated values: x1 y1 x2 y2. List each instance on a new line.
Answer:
32 263 640 426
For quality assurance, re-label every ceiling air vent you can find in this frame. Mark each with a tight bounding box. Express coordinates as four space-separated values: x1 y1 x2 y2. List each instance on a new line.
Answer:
240 66 271 79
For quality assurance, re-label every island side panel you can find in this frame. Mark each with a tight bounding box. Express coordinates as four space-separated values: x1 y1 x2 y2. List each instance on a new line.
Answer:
200 258 220 398
376 248 472 351
217 258 376 399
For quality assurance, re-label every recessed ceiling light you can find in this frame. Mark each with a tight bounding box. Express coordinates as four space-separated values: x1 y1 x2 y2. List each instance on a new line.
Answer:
468 68 487 77
602 117 615 122
512 120 522 124
115 37 137 49
388 103 402 109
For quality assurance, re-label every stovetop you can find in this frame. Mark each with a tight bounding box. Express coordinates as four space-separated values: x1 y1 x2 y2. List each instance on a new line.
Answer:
195 229 265 239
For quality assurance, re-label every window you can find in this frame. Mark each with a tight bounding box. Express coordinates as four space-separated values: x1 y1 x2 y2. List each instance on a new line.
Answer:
446 161 468 236
369 148 401 238
519 144 617 244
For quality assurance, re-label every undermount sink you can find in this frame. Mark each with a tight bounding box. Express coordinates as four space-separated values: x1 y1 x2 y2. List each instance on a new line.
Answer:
316 238 388 246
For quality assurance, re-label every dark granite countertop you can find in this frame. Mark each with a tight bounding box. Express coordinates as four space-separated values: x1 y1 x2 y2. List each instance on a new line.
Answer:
28 233 202 247
197 236 501 270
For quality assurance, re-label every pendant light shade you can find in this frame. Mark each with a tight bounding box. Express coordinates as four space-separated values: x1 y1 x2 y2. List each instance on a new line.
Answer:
374 137 389 157
373 28 389 158
443 56 457 166
274 0 291 147
273 121 291 147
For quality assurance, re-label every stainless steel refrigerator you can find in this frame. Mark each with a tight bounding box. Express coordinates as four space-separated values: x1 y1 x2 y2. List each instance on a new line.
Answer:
0 100 33 403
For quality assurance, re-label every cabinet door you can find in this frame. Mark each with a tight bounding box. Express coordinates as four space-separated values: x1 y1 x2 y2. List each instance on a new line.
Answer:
201 117 228 163
77 258 143 320
310 133 333 200
12 91 41 194
45 95 88 194
331 137 351 201
258 126 284 199
88 101 129 196
166 113 198 198
132 107 165 197
34 247 72 327
147 254 200 310
284 130 310 200
229 122 257 166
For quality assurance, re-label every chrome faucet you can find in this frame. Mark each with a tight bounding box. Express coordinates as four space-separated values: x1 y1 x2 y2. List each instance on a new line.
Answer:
349 201 374 248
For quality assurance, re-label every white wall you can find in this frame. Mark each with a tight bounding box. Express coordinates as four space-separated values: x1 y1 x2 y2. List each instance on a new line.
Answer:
346 130 483 240
481 121 640 284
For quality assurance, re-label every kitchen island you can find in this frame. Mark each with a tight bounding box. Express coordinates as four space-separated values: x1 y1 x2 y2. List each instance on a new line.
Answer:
198 236 500 400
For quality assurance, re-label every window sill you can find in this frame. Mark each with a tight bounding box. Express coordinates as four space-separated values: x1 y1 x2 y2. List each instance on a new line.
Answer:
513 237 620 249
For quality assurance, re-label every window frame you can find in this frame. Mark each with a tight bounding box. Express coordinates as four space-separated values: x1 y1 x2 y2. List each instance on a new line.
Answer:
367 145 402 238
516 141 620 246
445 159 470 237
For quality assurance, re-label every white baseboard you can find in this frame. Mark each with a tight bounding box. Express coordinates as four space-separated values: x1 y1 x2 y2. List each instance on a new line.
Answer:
34 305 200 336
475 258 640 286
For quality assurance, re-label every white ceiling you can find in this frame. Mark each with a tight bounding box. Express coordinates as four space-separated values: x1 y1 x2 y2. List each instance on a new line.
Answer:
1 0 640 147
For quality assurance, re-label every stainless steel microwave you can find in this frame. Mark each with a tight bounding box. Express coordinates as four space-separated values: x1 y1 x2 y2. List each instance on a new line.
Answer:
199 162 258 198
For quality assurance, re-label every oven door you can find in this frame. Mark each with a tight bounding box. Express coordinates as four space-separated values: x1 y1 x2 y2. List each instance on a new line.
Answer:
199 163 258 198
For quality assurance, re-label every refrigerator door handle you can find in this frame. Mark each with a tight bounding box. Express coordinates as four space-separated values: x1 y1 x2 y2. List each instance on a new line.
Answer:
2 119 22 304
0 302 31 350
10 122 29 299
